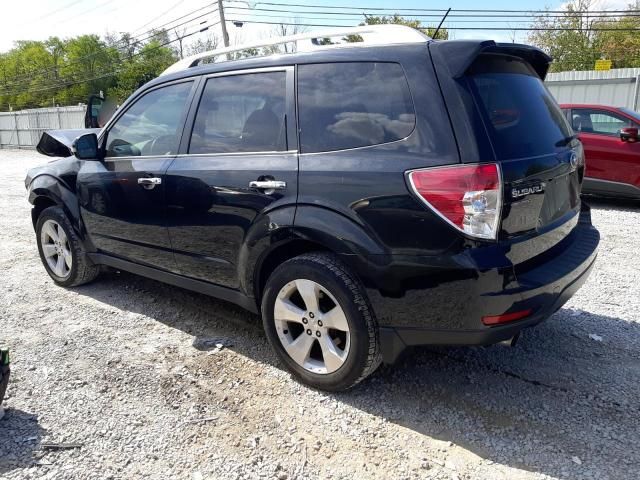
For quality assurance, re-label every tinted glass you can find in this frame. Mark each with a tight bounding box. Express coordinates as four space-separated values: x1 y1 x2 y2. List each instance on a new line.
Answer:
468 54 573 160
619 107 640 123
572 108 638 135
297 62 415 153
189 71 287 154
106 82 193 157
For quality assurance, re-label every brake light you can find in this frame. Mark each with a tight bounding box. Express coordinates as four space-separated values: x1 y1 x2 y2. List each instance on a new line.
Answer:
407 163 502 240
482 309 532 326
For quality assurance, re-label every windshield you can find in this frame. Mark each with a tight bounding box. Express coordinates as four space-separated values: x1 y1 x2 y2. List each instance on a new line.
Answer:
619 107 640 123
467 53 573 160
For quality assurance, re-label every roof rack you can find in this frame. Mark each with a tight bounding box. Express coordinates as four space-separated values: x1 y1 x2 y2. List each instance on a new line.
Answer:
161 24 430 76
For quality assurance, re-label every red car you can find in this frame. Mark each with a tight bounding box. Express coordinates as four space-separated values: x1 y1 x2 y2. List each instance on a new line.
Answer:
560 104 640 199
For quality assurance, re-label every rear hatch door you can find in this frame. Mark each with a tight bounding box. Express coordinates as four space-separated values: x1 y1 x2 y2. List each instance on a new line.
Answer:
430 42 583 262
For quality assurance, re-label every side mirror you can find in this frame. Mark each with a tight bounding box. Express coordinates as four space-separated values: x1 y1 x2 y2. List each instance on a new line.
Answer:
72 133 101 160
620 127 638 142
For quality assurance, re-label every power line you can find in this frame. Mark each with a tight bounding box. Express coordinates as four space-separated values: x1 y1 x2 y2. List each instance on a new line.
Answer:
223 0 640 15
1 6 220 88
53 0 122 27
30 0 85 22
226 18 640 31
224 4 640 19
4 0 640 99
4 7 218 85
0 22 219 97
133 0 189 33
224 9 640 24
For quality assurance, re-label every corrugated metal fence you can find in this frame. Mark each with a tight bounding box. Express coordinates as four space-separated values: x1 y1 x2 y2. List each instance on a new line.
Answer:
0 106 85 149
546 68 640 110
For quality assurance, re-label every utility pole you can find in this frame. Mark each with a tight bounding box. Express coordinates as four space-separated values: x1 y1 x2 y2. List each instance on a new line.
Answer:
217 0 230 47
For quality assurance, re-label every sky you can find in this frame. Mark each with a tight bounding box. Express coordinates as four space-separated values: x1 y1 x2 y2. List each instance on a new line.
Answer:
1 0 633 53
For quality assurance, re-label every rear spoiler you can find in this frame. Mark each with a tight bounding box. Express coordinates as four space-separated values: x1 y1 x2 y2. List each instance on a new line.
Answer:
429 40 552 80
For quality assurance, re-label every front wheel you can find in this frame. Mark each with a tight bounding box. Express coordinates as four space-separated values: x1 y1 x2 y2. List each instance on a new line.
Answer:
35 206 100 287
261 253 381 391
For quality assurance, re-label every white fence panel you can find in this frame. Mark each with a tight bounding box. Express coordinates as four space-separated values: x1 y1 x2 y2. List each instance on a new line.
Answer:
0 105 86 149
546 68 640 111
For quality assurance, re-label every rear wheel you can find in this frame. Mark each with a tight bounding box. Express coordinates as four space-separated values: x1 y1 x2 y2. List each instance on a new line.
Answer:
262 253 381 391
36 206 99 287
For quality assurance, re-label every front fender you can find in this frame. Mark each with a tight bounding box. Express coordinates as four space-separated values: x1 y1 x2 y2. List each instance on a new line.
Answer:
28 174 78 222
27 175 94 252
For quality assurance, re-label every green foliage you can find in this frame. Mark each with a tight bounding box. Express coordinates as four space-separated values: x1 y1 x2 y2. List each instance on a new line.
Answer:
0 31 177 111
528 0 640 71
107 40 177 104
597 1 640 69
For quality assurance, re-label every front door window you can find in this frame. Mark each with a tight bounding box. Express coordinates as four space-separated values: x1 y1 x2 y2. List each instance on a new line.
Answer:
106 81 193 157
571 109 638 136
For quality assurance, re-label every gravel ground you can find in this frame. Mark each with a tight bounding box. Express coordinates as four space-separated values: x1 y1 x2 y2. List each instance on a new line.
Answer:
0 148 639 480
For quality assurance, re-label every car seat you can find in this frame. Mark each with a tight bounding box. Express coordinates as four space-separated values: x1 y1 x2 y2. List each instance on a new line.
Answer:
572 113 594 133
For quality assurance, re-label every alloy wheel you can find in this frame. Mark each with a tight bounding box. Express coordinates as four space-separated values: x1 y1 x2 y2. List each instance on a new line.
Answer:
273 279 351 374
40 219 72 279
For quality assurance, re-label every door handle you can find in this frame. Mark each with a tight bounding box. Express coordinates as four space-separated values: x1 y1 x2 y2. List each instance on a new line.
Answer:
249 180 286 191
138 177 162 189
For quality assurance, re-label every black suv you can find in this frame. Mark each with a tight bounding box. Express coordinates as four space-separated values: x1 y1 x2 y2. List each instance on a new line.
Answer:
26 28 599 391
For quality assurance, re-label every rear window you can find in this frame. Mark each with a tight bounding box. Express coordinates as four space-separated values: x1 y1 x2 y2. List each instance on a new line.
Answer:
467 54 573 160
297 62 415 153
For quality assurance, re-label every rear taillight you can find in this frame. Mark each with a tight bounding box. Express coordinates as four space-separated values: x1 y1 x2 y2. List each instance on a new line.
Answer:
407 163 502 240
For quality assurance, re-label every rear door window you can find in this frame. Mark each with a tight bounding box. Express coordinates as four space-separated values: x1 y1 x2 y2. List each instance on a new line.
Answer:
297 62 415 153
189 71 287 154
467 54 573 160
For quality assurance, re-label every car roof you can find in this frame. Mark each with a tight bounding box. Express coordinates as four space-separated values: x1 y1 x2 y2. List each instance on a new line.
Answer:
147 43 430 88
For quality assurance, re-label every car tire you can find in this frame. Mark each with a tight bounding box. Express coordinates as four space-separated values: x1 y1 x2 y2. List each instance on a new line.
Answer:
35 206 100 287
261 252 381 391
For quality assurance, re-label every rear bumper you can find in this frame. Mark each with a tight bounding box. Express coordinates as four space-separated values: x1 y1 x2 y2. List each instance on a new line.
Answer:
379 250 596 363
582 177 640 199
371 209 600 364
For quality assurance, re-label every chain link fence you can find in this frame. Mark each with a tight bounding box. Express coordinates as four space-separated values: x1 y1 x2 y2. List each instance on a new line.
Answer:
0 106 85 149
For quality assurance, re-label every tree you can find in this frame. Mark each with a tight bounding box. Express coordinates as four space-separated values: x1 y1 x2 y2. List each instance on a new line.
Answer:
528 0 603 71
105 32 138 60
527 0 640 71
597 0 640 68
172 27 189 60
107 40 176 103
0 31 177 110
360 14 449 40
45 37 65 81
58 35 118 105
270 22 308 53
187 34 219 56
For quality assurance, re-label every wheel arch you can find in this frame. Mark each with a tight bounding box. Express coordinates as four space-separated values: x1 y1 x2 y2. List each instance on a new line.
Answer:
253 238 331 305
248 205 387 307
27 174 94 251
31 195 58 228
